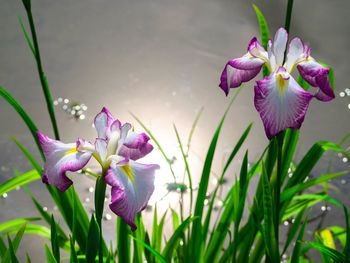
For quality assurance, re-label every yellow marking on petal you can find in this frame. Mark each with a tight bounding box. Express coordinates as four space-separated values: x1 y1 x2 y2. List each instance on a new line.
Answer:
320 229 336 249
121 164 135 184
64 148 78 156
277 74 287 100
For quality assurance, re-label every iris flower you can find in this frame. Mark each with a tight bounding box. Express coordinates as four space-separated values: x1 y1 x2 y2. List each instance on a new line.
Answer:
37 107 159 230
219 28 335 139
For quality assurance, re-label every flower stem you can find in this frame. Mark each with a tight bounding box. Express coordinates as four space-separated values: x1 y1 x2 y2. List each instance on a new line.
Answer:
94 170 107 263
275 132 284 258
22 3 60 140
284 0 294 34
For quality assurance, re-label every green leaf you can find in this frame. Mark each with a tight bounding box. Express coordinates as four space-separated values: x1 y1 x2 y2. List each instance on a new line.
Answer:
4 224 70 252
282 206 307 255
292 193 342 208
343 205 350 258
132 214 146 263
86 215 100 263
0 87 44 159
304 241 349 263
327 226 346 248
26 252 32 263
174 124 193 213
117 217 131 263
0 169 40 196
8 237 20 263
131 236 168 263
290 210 311 263
17 13 36 57
0 218 40 233
50 215 60 263
261 163 279 262
144 232 152 263
222 123 253 177
69 237 78 263
163 217 198 261
281 171 347 203
191 85 243 260
252 4 270 50
0 236 6 258
23 185 69 242
3 224 26 263
44 243 58 263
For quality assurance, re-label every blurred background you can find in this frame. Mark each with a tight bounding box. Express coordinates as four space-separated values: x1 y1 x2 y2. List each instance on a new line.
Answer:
0 0 349 261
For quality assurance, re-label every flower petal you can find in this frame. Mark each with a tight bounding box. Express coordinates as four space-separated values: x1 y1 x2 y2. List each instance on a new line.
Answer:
219 55 264 95
106 161 159 231
284 37 310 73
37 132 92 192
118 132 154 160
94 107 115 139
254 68 313 139
248 37 269 61
297 58 335 101
95 138 108 166
272 28 288 66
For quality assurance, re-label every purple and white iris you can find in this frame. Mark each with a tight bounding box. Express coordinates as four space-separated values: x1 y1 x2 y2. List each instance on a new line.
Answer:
37 107 159 231
220 28 335 139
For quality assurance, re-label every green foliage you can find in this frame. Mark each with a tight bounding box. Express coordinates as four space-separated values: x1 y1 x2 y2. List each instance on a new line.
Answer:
86 215 100 263
0 169 40 196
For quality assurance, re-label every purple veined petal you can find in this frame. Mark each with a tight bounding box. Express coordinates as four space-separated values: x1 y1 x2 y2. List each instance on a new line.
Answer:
297 58 335 101
248 37 269 61
254 67 313 139
272 28 288 67
284 37 308 73
94 107 115 139
118 132 154 160
77 138 95 153
37 132 92 192
219 56 264 95
105 160 160 231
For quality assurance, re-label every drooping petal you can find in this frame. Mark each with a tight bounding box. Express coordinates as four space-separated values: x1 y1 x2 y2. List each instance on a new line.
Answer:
284 37 310 73
94 107 115 139
297 58 335 101
219 55 265 95
118 132 154 160
254 67 313 139
37 132 92 192
105 160 159 231
272 28 288 67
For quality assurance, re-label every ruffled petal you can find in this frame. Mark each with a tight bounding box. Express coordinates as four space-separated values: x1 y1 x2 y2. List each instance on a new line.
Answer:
95 138 108 167
94 107 115 139
105 161 159 231
37 132 92 192
219 55 264 95
254 67 313 139
272 28 288 66
118 132 154 160
297 58 335 101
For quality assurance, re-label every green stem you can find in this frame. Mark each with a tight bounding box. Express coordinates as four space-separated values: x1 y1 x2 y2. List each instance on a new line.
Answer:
284 0 294 34
23 4 60 140
94 170 107 263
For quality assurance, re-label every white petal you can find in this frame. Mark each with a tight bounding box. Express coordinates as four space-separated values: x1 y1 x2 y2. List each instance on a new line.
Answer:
272 28 288 66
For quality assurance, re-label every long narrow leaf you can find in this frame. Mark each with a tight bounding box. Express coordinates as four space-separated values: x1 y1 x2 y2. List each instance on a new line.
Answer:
117 217 131 263
50 215 60 263
131 236 167 263
0 218 40 233
8 237 20 263
86 215 100 263
191 85 243 260
0 169 40 196
291 210 311 263
0 87 44 159
44 243 58 263
163 216 198 261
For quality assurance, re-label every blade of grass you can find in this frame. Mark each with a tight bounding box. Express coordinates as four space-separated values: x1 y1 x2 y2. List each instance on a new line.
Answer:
117 217 131 263
0 218 40 233
0 87 44 159
190 85 243 260
162 216 198 261
44 243 58 263
8 237 20 263
174 125 193 213
86 215 100 263
50 215 60 263
131 236 168 263
0 169 40 196
290 210 311 263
